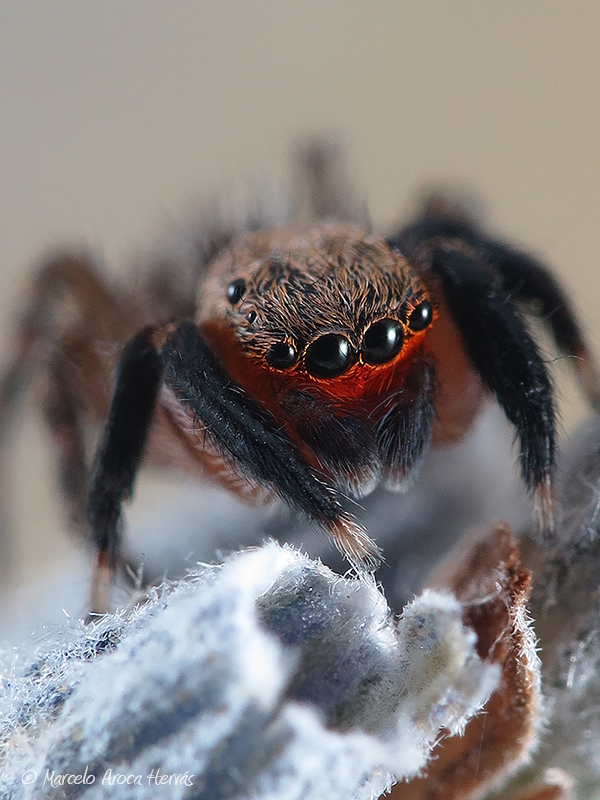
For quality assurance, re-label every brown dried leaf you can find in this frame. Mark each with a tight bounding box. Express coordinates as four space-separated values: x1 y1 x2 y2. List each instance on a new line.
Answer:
386 523 542 800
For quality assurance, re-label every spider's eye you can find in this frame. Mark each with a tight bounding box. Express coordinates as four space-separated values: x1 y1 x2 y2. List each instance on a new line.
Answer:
266 341 297 370
362 319 404 365
305 334 354 378
227 278 246 304
408 300 433 331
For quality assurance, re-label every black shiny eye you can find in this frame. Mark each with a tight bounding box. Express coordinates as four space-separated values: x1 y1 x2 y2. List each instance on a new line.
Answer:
305 334 355 378
226 278 246 304
362 319 404 365
266 341 297 370
246 310 257 325
408 300 433 331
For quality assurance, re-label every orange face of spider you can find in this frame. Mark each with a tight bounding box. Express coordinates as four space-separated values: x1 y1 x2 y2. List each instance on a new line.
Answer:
198 224 435 405
195 224 438 495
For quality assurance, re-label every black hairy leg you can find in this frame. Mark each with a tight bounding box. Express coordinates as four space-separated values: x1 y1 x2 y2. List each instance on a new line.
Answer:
87 327 164 614
485 240 600 405
426 243 555 534
396 209 600 406
87 321 380 613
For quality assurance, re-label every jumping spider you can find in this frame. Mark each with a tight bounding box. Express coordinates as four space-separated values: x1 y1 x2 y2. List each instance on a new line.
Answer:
2 146 598 614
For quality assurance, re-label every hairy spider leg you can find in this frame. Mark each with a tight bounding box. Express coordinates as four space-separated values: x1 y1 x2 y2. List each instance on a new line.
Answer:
391 207 600 535
488 241 600 406
0 254 129 571
87 321 380 614
397 213 600 407
42 339 90 529
426 244 555 535
87 327 164 614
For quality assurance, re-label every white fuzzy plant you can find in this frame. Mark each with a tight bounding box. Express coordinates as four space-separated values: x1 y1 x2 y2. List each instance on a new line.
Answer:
0 542 501 800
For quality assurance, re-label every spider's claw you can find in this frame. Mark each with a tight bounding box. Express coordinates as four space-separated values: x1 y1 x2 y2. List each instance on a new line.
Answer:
533 477 556 544
89 549 113 618
326 515 382 573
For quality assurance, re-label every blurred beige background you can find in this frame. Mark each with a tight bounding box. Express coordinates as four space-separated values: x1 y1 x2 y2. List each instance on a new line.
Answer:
1 1 600 589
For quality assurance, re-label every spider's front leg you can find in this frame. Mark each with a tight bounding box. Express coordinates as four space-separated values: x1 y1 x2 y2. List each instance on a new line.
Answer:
391 205 600 539
87 321 379 614
427 244 556 534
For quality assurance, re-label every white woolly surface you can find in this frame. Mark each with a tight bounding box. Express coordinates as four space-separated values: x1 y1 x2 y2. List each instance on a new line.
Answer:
522 413 600 799
0 543 498 800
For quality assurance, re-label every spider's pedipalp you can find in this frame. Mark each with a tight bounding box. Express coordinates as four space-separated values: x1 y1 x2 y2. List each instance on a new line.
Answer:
374 357 437 490
278 387 381 497
160 321 380 569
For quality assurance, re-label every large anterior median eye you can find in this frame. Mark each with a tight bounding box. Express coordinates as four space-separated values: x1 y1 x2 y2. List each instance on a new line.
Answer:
362 319 404 365
305 333 355 378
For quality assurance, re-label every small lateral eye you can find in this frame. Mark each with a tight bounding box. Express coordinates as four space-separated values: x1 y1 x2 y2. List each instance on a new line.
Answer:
227 278 246 304
362 319 404 365
266 341 297 370
408 300 433 331
305 333 355 378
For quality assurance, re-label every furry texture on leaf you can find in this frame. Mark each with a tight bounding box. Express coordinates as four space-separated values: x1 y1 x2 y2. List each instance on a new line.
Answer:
517 414 600 800
0 543 499 800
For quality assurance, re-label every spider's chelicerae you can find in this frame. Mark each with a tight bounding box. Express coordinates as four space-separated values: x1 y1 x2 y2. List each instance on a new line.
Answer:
1 145 598 614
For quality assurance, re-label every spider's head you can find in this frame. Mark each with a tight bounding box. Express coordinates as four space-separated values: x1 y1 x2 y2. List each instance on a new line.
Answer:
198 224 435 404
